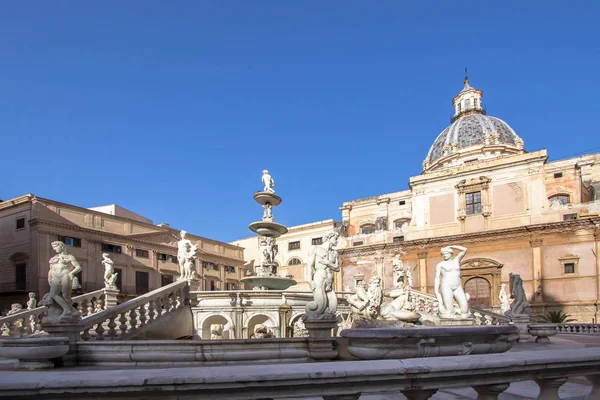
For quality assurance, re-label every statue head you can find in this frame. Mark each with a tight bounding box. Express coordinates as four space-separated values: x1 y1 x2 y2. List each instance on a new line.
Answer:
324 231 340 247
262 170 269 175
440 246 453 260
102 252 110 259
356 280 366 290
28 292 35 299
180 230 187 239
51 241 66 253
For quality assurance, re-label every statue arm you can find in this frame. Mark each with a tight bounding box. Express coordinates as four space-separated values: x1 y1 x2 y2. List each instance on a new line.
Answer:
450 245 467 262
434 264 441 295
69 256 82 277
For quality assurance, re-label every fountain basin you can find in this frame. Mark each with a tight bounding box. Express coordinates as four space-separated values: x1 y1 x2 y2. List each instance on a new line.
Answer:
253 192 282 206
249 221 288 237
0 336 69 370
336 325 518 361
241 276 297 290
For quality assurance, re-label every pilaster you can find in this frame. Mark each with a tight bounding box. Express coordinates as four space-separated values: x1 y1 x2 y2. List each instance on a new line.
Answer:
417 251 428 293
530 238 543 302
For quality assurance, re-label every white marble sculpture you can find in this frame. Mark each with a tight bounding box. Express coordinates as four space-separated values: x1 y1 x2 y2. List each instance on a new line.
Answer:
71 276 82 290
102 253 118 290
505 273 531 317
40 241 82 323
262 170 275 194
262 203 273 221
210 324 224 340
252 323 274 338
392 254 413 289
434 245 470 318
346 281 372 319
26 293 37 310
177 230 198 280
499 283 510 314
7 303 23 316
305 231 340 317
292 318 309 337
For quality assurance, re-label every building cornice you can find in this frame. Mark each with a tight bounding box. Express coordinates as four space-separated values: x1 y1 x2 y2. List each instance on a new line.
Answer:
338 217 600 258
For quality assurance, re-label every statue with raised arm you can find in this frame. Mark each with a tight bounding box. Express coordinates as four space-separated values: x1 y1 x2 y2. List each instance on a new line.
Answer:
177 230 198 280
305 231 340 317
40 241 82 323
102 253 118 289
261 170 275 194
434 245 470 318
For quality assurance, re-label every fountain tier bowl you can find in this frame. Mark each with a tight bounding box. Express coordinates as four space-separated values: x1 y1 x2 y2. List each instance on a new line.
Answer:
240 276 297 290
253 192 282 206
249 221 288 237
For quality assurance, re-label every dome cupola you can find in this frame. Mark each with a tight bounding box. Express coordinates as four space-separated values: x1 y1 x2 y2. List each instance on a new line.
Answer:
422 71 525 172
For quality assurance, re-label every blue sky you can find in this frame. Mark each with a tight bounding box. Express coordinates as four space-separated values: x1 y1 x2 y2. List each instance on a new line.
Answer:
2 2 599 242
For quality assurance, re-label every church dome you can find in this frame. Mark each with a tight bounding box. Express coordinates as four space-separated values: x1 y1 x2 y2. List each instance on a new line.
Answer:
422 73 525 172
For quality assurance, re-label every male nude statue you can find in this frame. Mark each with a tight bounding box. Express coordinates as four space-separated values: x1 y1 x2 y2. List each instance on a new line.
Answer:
262 170 275 193
41 241 82 321
305 231 340 316
434 245 469 318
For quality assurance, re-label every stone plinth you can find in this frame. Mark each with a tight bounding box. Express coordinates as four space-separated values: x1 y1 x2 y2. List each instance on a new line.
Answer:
438 317 475 326
41 323 82 366
302 313 337 360
510 315 532 342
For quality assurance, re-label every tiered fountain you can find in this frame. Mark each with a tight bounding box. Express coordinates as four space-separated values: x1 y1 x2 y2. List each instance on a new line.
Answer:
241 170 297 290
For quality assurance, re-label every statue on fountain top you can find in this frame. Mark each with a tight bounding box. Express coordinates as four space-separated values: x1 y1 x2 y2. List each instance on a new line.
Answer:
262 170 275 194
434 245 470 318
40 241 82 323
305 230 340 317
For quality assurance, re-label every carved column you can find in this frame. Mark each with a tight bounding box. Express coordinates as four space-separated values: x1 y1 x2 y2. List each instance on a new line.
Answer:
473 383 509 399
534 377 567 400
417 251 428 293
530 238 544 302
400 389 438 399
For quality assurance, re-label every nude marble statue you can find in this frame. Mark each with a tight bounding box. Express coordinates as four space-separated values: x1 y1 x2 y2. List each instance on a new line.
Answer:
262 170 275 193
177 230 198 280
102 253 118 289
434 245 470 318
305 231 340 317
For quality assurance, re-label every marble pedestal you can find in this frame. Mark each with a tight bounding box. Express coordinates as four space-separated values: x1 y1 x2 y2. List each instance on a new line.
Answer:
41 323 82 366
303 314 338 360
438 317 475 326
510 315 532 342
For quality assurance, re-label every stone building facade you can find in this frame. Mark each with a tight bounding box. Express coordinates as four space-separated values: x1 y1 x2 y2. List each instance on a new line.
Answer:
337 76 600 322
0 194 245 313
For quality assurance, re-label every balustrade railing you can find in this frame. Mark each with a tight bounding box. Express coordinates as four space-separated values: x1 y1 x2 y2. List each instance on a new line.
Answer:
557 323 600 335
79 280 188 341
0 289 115 338
471 307 511 325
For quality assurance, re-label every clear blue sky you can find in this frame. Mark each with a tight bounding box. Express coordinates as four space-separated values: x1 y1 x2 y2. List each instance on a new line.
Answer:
2 2 599 242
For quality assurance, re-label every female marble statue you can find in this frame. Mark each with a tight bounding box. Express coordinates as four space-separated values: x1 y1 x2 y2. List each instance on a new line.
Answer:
305 231 340 317
40 241 82 322
102 253 118 289
177 230 198 280
499 283 510 314
434 245 470 318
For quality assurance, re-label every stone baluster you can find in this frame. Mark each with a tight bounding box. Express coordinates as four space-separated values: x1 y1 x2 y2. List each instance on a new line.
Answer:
474 383 509 399
400 389 438 399
94 321 106 340
81 327 91 341
585 375 600 399
129 308 138 331
118 312 128 337
78 300 87 317
107 316 118 339
138 303 147 329
147 299 156 323
535 377 567 399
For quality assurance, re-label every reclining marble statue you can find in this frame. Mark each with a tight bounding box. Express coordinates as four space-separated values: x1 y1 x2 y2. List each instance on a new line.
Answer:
40 241 82 323
434 245 470 318
177 230 198 280
305 231 340 318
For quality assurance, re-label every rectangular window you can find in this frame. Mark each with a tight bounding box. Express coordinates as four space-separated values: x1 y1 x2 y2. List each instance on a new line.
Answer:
101 243 122 254
353 241 364 246
224 265 235 273
135 271 149 294
157 253 177 263
465 191 482 215
59 236 81 248
15 263 26 291
392 236 405 243
226 282 237 290
563 213 578 221
203 261 218 271
210 280 216 291
464 99 471 110
288 241 300 250
399 200 406 206
312 237 323 246
564 263 575 274
16 218 25 230
114 268 122 291
161 274 174 286
474 98 479 109
554 172 563 178
135 249 149 258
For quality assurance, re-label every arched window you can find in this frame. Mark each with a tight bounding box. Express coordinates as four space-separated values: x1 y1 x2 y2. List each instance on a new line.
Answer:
288 257 302 266
549 194 570 205
360 224 376 235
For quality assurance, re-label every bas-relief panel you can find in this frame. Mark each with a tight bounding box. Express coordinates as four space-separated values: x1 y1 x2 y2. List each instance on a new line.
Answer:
492 183 525 216
429 194 455 225
543 278 596 302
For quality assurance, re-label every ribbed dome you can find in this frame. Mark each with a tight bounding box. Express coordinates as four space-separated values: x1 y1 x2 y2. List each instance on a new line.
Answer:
426 114 520 163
